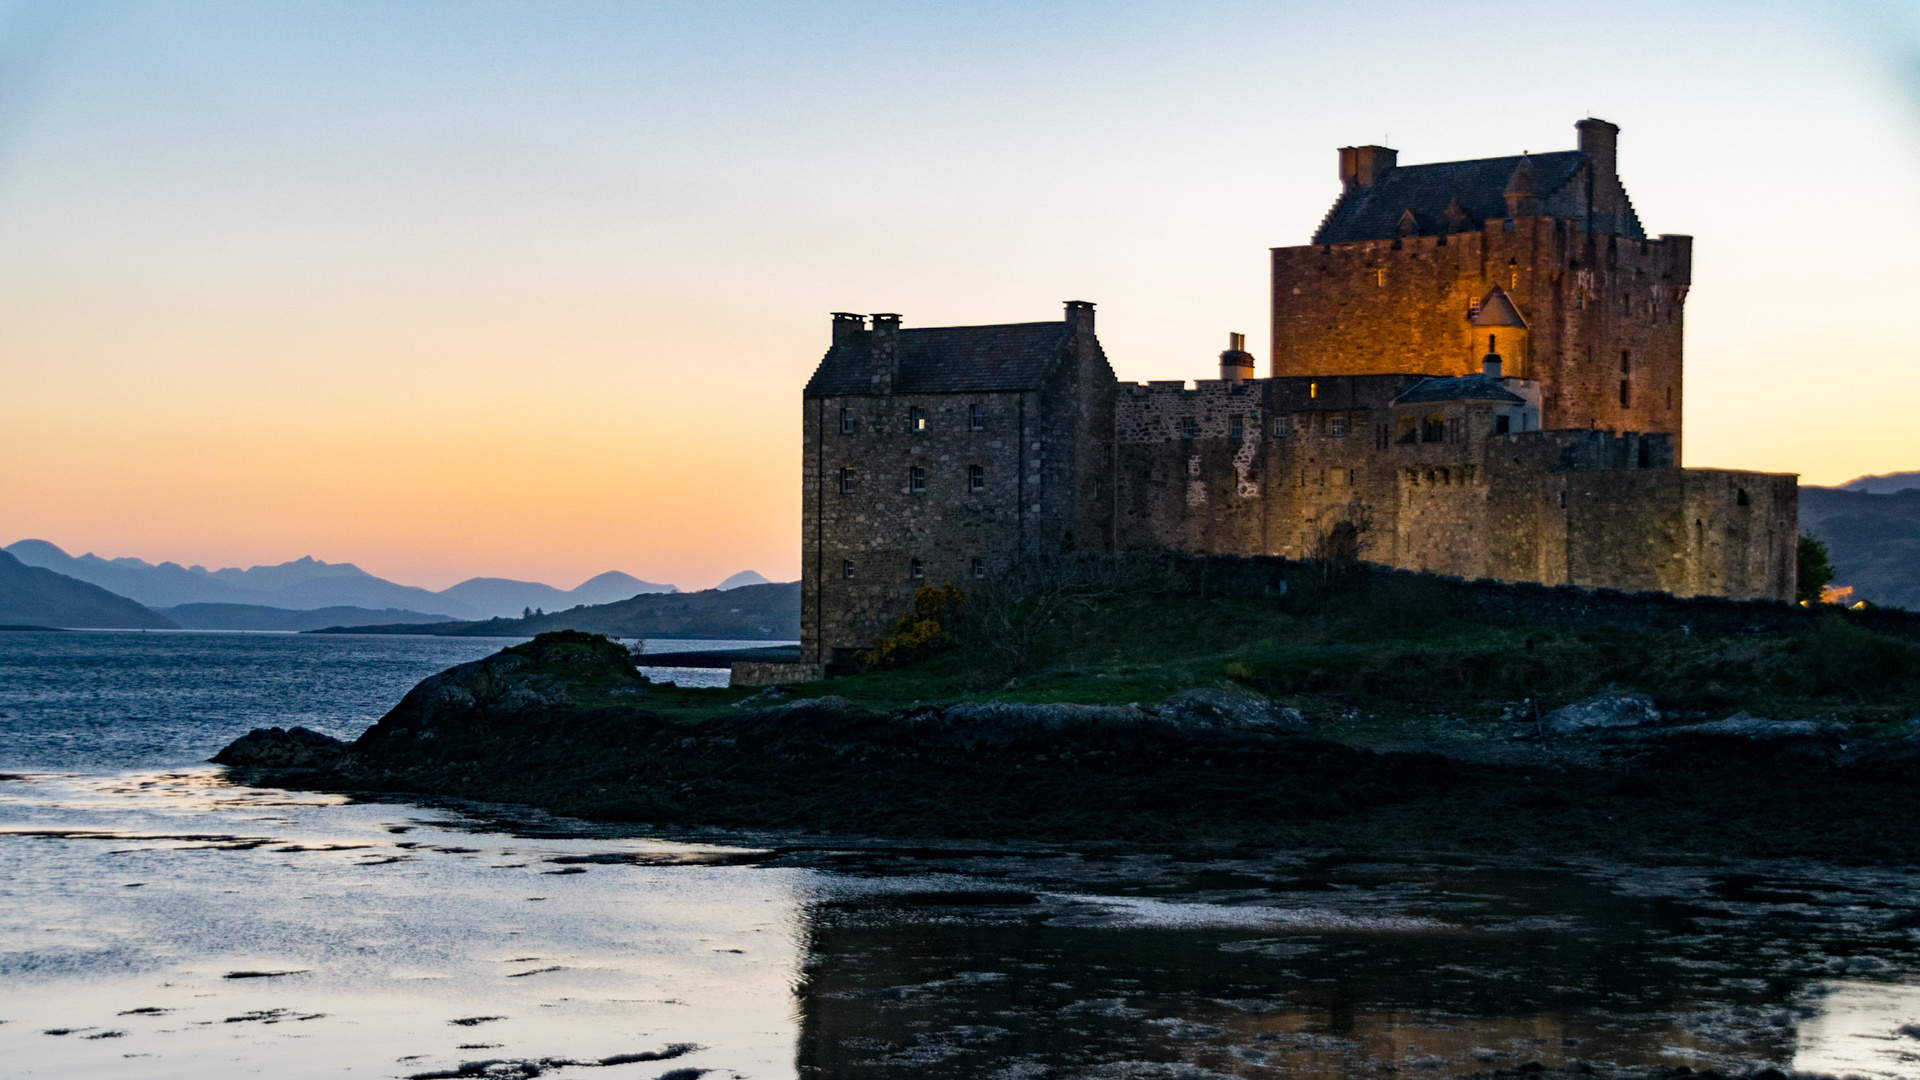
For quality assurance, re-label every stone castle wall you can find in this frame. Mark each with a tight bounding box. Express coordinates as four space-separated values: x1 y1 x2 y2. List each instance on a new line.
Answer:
1271 221 1691 447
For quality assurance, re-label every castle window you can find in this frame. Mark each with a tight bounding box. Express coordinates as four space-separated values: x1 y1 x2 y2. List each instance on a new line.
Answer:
909 558 924 580
1329 415 1347 439
1468 297 1481 318
840 408 856 435
842 559 855 579
1229 415 1244 440
1309 382 1317 399
1496 414 1511 435
908 406 926 432
1737 488 1750 507
971 556 985 579
1619 380 1631 408
1422 415 1446 443
1560 491 1568 509
1274 416 1289 437
1576 287 1587 311
1620 350 1631 375
968 464 984 491
1503 218 1515 232
1508 259 1518 288
968 403 985 431
1181 417 1198 440
1374 268 1386 287
1620 293 1630 317
909 466 926 493
839 467 855 494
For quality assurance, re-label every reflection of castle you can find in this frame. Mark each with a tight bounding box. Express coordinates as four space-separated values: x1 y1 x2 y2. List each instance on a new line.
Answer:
800 120 1797 662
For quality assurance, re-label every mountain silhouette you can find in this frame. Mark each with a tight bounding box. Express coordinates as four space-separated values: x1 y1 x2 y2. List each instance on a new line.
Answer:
0 549 175 629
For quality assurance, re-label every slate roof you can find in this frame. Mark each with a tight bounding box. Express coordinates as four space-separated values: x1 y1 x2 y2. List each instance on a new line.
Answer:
804 321 1074 397
1313 150 1644 244
1393 375 1527 406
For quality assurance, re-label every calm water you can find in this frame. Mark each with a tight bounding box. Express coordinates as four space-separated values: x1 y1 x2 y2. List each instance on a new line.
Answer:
3 631 1920 1079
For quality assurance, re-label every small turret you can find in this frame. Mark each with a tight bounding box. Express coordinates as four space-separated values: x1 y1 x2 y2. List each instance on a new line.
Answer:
1219 332 1255 384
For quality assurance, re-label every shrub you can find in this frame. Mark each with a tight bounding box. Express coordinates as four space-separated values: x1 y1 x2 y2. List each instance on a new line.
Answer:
855 584 966 671
1797 533 1835 604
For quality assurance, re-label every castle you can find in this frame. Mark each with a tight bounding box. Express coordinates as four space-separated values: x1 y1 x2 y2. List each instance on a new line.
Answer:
799 119 1798 666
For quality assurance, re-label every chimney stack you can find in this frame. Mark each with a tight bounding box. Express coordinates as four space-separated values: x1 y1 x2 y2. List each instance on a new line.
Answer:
1339 145 1398 193
1576 117 1618 181
1219 332 1255 384
868 313 901 394
830 312 865 346
1482 333 1503 380
1063 299 1096 335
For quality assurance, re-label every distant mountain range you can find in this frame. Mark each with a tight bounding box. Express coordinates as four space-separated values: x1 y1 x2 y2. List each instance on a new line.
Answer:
160 604 458 632
2 540 682 620
0 549 174 629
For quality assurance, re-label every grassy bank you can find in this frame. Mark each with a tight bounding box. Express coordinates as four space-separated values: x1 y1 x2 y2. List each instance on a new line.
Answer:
690 578 1920 748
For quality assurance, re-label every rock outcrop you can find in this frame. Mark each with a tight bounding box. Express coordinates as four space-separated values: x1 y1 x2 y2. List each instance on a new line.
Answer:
211 726 348 768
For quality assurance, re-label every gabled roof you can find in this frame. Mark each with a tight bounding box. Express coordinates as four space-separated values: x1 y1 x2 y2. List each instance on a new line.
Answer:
804 321 1074 397
1471 287 1528 329
1393 374 1527 406
1312 150 1645 244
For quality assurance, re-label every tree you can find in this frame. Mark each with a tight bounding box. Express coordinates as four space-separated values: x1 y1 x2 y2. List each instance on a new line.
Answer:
958 551 1129 680
1796 533 1835 604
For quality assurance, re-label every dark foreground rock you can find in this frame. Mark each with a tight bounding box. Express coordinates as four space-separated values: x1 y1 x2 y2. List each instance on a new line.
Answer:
211 726 348 768
215 632 1920 860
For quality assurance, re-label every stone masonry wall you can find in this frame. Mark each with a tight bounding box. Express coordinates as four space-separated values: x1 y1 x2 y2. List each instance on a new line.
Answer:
1271 220 1690 448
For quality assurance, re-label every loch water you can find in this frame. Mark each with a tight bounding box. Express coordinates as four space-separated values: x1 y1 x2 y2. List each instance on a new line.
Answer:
2 631 1919 1079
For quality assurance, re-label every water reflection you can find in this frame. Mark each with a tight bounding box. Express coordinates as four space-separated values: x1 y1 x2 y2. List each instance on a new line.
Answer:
3 770 1919 1078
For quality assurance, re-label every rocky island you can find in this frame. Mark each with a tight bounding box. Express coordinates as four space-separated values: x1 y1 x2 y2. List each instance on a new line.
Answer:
217 561 1920 862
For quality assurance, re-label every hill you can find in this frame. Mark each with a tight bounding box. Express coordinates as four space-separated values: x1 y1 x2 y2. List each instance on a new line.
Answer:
160 603 458 632
0 549 175 629
308 581 800 640
1837 470 1920 494
1799 486 1920 609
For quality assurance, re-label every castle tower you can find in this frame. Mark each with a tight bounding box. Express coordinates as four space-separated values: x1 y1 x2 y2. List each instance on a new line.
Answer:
1271 118 1690 447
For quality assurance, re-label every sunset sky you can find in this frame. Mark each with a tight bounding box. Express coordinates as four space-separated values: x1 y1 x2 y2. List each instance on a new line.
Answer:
2 0 1917 591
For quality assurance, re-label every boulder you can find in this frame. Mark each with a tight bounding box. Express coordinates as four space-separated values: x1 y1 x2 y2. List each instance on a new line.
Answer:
212 726 347 768
1545 692 1660 734
1156 689 1310 733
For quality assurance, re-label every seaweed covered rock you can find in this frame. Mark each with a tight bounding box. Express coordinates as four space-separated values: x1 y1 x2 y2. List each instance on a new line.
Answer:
1545 692 1660 734
211 726 347 768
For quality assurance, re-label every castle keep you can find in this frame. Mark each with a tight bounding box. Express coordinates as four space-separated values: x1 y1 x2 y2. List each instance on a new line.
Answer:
801 120 1798 665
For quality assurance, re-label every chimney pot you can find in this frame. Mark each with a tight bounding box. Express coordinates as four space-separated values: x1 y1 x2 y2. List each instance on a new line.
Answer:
1482 332 1503 380
831 311 866 345
1219 331 1255 385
